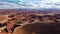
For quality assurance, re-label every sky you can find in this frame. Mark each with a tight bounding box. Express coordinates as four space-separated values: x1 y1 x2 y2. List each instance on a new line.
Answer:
0 0 60 9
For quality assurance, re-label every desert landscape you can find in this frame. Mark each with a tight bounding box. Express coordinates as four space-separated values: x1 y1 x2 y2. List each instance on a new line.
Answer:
0 9 60 34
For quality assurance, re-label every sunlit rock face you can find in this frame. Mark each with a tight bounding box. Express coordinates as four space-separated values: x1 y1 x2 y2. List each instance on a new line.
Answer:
0 15 9 23
0 15 10 32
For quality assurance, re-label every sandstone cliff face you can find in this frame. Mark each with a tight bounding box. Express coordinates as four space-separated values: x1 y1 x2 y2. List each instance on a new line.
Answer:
0 11 60 34
12 22 60 34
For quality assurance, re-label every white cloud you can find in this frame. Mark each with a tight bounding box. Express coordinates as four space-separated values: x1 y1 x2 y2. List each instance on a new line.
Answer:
8 0 18 1
0 0 60 9
18 0 60 9
0 2 19 9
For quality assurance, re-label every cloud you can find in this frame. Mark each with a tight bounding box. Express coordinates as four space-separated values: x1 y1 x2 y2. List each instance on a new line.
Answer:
0 0 60 9
18 0 60 9
0 1 19 9
0 0 18 2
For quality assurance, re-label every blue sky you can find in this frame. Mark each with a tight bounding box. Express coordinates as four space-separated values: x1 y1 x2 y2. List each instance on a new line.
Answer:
0 0 19 9
0 0 60 9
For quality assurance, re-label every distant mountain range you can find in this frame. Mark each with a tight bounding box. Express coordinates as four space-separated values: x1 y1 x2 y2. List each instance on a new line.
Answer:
0 8 60 13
